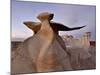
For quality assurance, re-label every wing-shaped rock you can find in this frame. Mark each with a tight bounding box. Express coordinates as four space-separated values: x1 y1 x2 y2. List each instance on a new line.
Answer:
23 21 86 34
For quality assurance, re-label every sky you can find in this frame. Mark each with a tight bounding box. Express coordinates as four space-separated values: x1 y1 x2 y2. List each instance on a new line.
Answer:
11 0 96 41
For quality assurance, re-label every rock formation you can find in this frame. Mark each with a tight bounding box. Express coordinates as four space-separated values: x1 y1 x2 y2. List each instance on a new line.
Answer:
62 32 95 69
62 32 91 48
11 12 86 74
23 22 85 34
81 32 91 48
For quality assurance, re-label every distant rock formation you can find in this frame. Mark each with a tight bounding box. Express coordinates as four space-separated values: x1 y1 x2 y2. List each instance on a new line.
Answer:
62 32 91 48
62 32 95 69
81 32 91 48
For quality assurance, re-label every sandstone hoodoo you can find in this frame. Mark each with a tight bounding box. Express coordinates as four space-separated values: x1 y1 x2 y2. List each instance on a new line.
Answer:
11 12 88 74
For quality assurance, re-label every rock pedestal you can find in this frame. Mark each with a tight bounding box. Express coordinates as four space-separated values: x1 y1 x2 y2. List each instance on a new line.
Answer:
81 32 91 48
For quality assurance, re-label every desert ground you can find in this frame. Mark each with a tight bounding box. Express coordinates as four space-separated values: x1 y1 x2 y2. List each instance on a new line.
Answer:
11 38 96 74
